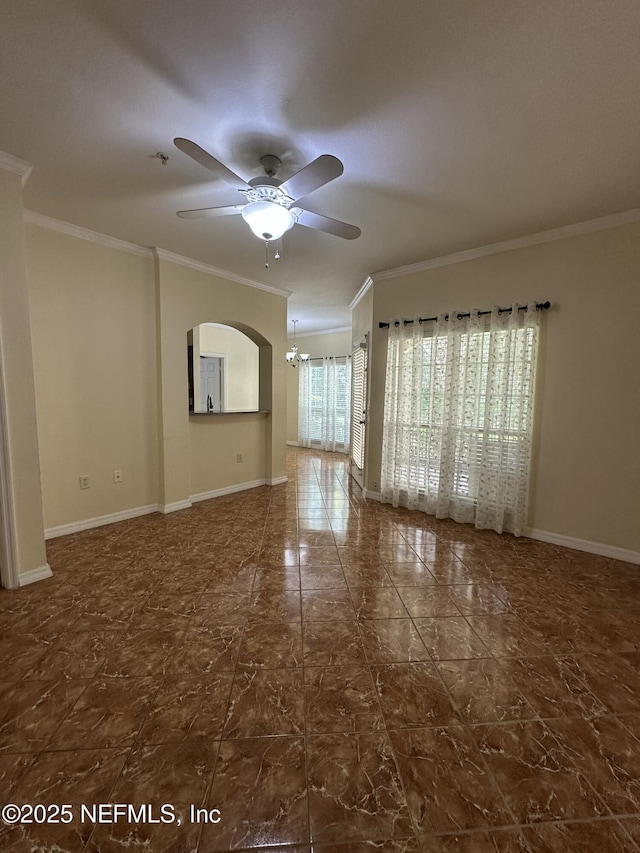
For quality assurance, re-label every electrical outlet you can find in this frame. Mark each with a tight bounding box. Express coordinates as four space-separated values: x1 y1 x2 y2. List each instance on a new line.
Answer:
372 480 379 491
236 453 243 463
114 470 123 483
79 475 90 490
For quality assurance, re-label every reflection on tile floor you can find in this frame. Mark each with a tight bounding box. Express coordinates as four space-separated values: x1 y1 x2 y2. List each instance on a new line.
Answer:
1 447 640 851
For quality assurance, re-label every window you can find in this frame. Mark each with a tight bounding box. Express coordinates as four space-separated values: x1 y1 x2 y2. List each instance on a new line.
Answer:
351 343 367 471
299 356 351 452
381 305 540 535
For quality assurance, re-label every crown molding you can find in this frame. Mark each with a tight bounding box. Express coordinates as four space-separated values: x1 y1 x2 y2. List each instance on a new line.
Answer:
350 276 373 310
372 208 640 282
288 326 351 339
0 151 33 186
24 211 154 258
153 248 291 298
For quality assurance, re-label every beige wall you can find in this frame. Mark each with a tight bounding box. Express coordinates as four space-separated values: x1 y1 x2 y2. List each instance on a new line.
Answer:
24 226 288 531
364 222 640 553
26 226 159 530
156 256 287 508
0 170 48 583
197 323 259 411
286 329 352 443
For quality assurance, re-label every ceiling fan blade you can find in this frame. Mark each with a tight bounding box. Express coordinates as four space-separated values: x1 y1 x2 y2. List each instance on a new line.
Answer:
176 204 244 219
296 208 361 240
174 138 251 190
279 155 344 201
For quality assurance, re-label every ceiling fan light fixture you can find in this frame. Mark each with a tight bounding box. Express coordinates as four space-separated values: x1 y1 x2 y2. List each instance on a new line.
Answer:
241 200 294 241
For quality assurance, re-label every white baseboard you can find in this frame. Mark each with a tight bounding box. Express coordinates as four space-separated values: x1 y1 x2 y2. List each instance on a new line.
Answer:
525 527 640 565
190 479 266 503
267 476 288 486
286 440 299 446
45 504 160 539
362 488 382 501
159 500 193 514
19 563 53 586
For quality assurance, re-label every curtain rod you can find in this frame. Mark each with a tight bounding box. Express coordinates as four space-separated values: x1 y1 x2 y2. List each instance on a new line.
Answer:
308 355 349 360
378 300 551 329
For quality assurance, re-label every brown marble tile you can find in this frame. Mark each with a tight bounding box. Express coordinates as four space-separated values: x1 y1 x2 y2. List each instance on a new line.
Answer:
311 842 419 853
191 590 250 626
253 565 301 591
298 530 337 547
390 726 512 833
342 563 395 588
85 804 202 853
359 618 431 663
465 615 548 657
617 818 640 849
8 746 129 851
302 588 356 621
133 591 199 630
153 566 213 594
305 665 385 733
258 545 300 568
376 544 421 563
209 565 256 591
102 627 184 677
421 829 531 851
110 740 218 805
373 662 460 728
0 632 58 682
9 596 80 636
0 678 88 753
545 715 640 814
437 659 537 723
203 736 308 850
444 584 511 615
522 819 639 852
48 675 159 748
248 588 302 622
137 672 233 744
412 617 490 661
564 653 640 713
307 732 413 844
395 587 461 618
72 593 146 629
237 620 303 669
0 751 37 796
498 655 609 718
351 587 411 620
25 629 123 680
165 625 241 675
471 720 608 824
223 668 305 738
300 545 342 566
384 561 437 586
303 620 368 667
300 564 348 589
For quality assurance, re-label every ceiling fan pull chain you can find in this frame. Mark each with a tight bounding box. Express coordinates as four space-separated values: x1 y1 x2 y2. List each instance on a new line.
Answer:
265 241 269 269
275 239 282 260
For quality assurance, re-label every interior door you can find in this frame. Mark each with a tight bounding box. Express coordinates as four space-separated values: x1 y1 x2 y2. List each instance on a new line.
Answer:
200 356 223 411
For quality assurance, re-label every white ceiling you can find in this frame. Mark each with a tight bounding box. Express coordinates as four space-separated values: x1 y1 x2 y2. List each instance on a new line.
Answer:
2 0 640 332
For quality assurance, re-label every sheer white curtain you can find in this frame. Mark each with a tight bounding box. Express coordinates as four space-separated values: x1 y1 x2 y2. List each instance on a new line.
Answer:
298 356 351 452
381 303 540 535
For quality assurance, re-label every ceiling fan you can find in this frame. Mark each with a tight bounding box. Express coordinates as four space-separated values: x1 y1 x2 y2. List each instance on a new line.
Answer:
173 138 361 246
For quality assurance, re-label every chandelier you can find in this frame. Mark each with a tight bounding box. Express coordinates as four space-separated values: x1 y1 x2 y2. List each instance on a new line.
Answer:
286 320 309 367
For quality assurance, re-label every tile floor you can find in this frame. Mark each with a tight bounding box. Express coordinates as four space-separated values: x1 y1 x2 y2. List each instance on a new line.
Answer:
1 447 640 851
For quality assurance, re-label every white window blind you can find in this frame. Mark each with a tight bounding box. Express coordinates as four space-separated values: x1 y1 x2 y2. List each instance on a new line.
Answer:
351 343 367 470
299 356 351 453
